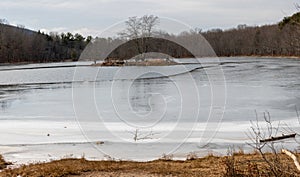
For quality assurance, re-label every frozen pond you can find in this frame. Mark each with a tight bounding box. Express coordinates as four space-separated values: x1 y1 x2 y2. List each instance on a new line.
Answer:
0 57 300 164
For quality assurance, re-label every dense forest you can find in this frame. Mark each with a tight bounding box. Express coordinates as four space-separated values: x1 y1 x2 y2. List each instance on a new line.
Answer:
0 22 92 63
0 12 299 64
202 13 300 57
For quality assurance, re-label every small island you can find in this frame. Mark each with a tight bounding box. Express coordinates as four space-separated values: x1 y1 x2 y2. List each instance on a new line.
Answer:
94 58 179 66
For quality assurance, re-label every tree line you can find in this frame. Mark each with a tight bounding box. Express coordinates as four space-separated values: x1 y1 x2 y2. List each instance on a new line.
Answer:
0 21 92 63
0 12 299 64
202 13 300 57
103 13 300 62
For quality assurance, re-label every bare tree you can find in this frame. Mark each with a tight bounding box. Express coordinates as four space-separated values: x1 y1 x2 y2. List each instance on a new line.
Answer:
119 16 141 40
118 15 159 61
119 15 159 39
140 15 159 37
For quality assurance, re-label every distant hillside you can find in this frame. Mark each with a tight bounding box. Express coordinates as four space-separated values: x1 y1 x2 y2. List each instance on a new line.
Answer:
202 12 300 57
97 12 300 60
0 23 91 63
0 12 300 64
279 12 300 27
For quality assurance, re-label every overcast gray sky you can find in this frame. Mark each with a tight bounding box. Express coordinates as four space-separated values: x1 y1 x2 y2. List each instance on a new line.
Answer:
0 0 298 36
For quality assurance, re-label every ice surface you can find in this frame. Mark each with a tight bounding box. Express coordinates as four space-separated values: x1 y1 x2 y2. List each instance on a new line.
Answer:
0 58 299 164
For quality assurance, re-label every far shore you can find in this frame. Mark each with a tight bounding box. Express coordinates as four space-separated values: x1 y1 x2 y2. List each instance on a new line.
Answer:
219 55 300 59
91 56 300 67
0 55 299 67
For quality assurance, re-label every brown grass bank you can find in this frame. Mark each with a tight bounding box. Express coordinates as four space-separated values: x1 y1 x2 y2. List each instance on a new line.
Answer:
1 152 300 177
0 155 11 171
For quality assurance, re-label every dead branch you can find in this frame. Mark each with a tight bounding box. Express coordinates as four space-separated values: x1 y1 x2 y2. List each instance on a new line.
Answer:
282 149 300 171
260 133 296 143
128 129 159 141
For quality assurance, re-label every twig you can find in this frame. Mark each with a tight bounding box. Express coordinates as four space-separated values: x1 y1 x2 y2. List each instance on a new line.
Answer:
128 129 159 141
296 105 300 124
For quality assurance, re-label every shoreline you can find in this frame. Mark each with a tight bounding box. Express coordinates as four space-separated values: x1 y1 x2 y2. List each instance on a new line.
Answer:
0 118 298 167
218 55 300 59
0 55 299 66
1 152 299 176
92 56 300 67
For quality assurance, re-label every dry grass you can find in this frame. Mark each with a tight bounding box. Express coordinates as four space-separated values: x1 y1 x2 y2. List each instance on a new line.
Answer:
0 156 224 177
0 155 11 170
1 153 300 177
224 152 300 177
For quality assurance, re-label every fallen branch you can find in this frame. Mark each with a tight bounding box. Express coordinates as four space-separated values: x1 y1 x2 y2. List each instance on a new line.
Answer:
259 133 296 143
128 129 159 142
282 149 300 172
